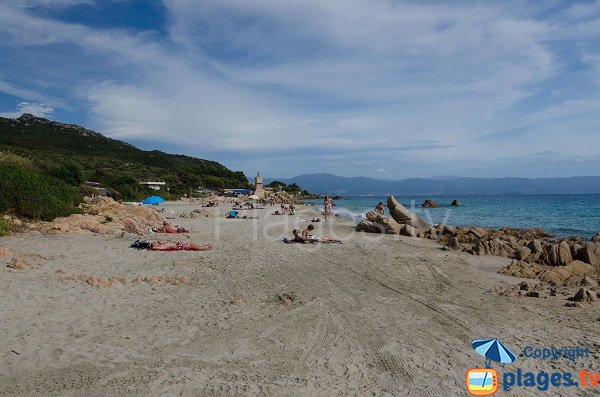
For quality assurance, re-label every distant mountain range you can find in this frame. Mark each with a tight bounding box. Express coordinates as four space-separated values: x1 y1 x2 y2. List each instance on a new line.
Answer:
265 173 600 195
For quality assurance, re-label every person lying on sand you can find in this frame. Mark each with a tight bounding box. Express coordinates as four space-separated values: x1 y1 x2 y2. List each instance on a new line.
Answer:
150 241 210 251
130 240 210 251
299 224 342 244
150 221 189 233
284 229 306 244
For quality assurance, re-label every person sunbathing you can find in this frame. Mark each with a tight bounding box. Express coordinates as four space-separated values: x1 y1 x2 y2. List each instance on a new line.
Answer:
149 241 210 251
301 224 342 244
284 229 305 244
151 221 189 233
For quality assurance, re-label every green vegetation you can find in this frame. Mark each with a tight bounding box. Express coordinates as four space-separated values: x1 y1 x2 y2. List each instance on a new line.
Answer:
266 180 302 194
0 217 9 237
0 162 81 221
0 114 252 206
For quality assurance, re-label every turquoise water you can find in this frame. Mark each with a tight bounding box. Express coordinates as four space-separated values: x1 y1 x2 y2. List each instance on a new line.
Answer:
308 195 600 239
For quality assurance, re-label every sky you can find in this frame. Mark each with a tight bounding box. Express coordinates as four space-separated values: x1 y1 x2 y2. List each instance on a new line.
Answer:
1 0 600 180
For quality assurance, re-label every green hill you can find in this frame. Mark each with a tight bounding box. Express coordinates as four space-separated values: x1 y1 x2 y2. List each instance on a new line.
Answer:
0 114 251 200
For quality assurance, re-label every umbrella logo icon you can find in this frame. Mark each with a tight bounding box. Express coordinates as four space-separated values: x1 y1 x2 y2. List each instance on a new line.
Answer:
466 338 516 396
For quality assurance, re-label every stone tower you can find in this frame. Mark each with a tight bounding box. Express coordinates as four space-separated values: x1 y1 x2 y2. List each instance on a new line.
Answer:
254 172 264 198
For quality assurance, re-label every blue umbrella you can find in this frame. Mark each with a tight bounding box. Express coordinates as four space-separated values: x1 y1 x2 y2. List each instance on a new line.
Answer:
143 195 165 205
472 338 516 368
471 338 516 390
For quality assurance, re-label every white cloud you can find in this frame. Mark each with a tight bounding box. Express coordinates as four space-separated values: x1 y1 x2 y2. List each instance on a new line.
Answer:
0 1 599 178
0 101 54 118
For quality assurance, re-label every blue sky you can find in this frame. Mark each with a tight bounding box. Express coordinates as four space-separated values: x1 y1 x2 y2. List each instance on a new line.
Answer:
1 0 600 179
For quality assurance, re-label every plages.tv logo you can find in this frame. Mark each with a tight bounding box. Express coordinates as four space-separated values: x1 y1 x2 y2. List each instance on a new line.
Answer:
466 338 516 396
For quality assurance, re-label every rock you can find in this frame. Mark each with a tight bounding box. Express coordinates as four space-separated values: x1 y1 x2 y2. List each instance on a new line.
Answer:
541 244 559 266
387 196 429 232
450 199 461 206
566 302 582 308
401 224 418 237
471 239 514 257
592 233 600 243
365 211 402 234
581 277 598 287
570 288 596 303
7 258 31 269
526 239 543 255
469 227 489 239
442 225 456 236
422 199 438 208
538 261 597 286
581 243 600 267
355 220 385 233
557 241 573 266
526 291 542 298
447 237 461 250
514 246 532 261
500 260 545 279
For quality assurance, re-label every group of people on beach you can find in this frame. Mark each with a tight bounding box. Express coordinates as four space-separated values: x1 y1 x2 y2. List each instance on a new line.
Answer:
135 198 344 252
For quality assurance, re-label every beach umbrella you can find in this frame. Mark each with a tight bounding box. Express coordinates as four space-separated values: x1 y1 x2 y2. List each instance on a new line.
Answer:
472 338 516 368
248 195 259 200
143 195 165 205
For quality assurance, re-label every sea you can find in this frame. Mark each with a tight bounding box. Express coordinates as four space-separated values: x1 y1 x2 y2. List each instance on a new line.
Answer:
307 194 600 239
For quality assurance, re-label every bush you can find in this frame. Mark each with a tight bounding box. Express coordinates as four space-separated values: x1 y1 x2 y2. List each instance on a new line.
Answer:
0 152 34 170
49 160 85 186
0 217 9 237
0 163 82 221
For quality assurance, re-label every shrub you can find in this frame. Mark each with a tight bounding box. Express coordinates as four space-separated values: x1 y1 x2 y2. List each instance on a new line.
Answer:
0 217 9 237
0 152 34 170
0 163 82 221
49 160 85 186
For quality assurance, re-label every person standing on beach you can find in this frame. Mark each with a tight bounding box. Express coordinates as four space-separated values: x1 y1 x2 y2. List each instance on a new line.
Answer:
324 195 332 221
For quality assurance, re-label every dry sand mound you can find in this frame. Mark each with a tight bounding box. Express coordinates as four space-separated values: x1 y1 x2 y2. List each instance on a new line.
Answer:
35 197 165 236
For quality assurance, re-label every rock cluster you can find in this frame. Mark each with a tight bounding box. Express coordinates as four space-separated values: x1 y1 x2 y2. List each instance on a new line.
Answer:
31 197 165 236
356 196 430 236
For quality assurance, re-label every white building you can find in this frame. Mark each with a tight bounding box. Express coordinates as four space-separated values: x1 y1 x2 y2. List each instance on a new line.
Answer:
139 181 166 191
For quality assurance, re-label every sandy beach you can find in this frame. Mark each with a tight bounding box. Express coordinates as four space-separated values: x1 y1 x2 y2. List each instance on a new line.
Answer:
1 202 599 396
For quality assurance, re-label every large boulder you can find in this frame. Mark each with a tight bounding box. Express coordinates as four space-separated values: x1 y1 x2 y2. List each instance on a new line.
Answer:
557 241 573 266
471 239 514 257
592 233 600 243
527 239 544 255
570 288 596 303
355 220 385 233
365 211 402 234
538 261 598 286
581 243 600 267
469 227 490 239
387 196 429 232
401 224 418 237
447 237 461 250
